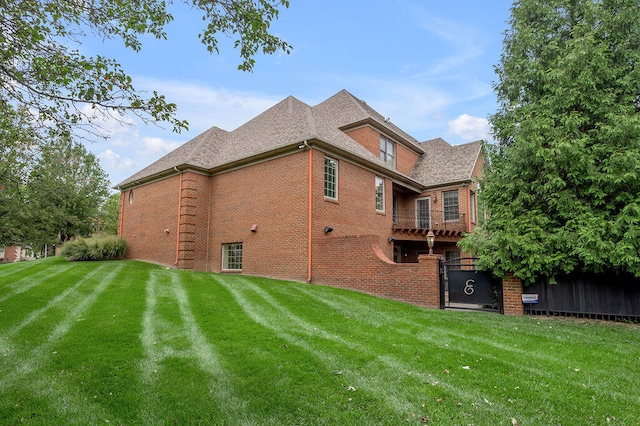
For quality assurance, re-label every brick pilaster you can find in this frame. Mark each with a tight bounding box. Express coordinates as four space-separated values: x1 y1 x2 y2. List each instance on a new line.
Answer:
418 254 442 309
502 273 524 315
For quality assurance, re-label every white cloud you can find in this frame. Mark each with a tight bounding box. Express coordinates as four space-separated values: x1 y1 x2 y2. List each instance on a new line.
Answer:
98 149 137 170
136 79 281 134
447 114 491 141
138 136 181 155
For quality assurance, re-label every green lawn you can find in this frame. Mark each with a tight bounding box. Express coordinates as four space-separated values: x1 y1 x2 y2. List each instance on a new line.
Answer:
1 258 639 425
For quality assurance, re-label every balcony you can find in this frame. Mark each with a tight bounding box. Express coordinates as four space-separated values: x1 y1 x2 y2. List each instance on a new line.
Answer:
392 208 467 236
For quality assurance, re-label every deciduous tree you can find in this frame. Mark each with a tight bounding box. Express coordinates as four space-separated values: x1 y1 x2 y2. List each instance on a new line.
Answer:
0 0 291 135
23 134 110 250
460 0 640 283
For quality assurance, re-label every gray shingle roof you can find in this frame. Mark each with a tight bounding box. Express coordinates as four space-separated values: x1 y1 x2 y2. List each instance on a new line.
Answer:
115 90 481 189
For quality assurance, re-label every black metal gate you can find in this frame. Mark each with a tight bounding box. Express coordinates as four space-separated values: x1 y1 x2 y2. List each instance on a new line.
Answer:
440 258 503 313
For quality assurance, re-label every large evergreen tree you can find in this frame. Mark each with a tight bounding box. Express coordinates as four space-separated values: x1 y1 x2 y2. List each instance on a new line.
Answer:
461 0 640 283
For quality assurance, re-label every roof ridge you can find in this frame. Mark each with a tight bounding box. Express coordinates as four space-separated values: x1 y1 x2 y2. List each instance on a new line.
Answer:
183 126 227 164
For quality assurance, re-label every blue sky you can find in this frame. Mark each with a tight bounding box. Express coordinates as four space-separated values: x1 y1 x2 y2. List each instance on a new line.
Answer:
84 0 514 187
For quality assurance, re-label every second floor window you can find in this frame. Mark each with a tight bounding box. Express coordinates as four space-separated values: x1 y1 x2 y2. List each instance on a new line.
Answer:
416 198 431 228
443 190 459 221
324 157 338 199
375 177 385 212
380 136 396 168
470 191 477 223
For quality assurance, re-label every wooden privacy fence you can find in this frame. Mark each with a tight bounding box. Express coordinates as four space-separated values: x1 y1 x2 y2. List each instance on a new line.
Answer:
523 271 640 321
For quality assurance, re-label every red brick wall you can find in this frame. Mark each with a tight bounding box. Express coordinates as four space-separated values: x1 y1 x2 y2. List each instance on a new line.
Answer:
312 152 393 260
395 143 420 176
120 175 180 266
208 151 309 281
313 234 441 308
345 126 379 157
503 274 524 315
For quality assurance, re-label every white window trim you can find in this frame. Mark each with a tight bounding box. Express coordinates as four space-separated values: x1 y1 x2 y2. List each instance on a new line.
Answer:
443 190 460 222
470 191 477 223
324 156 338 201
380 136 396 169
415 197 431 228
375 176 385 213
222 242 243 271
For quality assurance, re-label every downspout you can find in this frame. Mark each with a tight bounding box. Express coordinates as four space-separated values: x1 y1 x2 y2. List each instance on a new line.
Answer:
299 141 313 282
175 167 183 266
466 186 472 232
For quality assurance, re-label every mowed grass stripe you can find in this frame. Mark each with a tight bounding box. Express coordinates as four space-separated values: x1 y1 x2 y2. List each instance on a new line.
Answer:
242 277 522 421
0 263 111 342
213 275 402 420
0 257 53 281
0 263 124 384
214 274 490 423
0 263 126 424
0 261 76 303
138 269 249 425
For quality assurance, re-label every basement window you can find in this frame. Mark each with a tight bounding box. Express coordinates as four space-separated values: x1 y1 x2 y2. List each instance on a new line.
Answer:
222 242 243 270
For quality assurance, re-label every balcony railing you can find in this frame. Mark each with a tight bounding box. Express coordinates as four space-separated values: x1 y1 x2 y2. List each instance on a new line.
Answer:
392 208 467 235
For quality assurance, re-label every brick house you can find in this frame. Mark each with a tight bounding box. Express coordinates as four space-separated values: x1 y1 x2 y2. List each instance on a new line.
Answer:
116 90 483 303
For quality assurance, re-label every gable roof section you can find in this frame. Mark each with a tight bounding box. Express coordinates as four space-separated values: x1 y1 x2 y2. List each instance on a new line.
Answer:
410 138 482 187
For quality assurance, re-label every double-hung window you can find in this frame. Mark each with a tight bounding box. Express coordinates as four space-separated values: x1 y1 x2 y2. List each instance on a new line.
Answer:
379 136 396 168
470 191 477 223
416 197 431 228
324 157 338 199
222 243 243 270
443 190 459 221
375 177 385 212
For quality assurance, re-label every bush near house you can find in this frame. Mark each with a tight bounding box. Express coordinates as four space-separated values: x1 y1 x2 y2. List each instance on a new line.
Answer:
60 235 127 261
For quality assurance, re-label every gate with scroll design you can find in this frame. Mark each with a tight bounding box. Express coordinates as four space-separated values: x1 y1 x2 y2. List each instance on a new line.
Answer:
440 258 503 313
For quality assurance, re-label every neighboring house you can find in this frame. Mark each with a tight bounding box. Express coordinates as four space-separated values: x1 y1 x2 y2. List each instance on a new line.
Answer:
1 245 32 263
116 90 483 294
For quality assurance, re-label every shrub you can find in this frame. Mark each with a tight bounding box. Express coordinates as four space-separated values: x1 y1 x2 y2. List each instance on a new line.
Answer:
61 235 127 261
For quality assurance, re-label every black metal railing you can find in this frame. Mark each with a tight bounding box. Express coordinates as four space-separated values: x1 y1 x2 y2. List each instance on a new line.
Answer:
392 208 467 232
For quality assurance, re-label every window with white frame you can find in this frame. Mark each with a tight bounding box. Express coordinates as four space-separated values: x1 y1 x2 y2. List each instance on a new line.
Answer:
443 190 459 221
222 242 243 270
379 136 396 168
415 197 431 228
470 191 477 223
324 157 338 199
375 177 385 212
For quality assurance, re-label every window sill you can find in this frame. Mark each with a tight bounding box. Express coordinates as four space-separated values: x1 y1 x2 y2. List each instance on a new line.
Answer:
324 197 339 204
